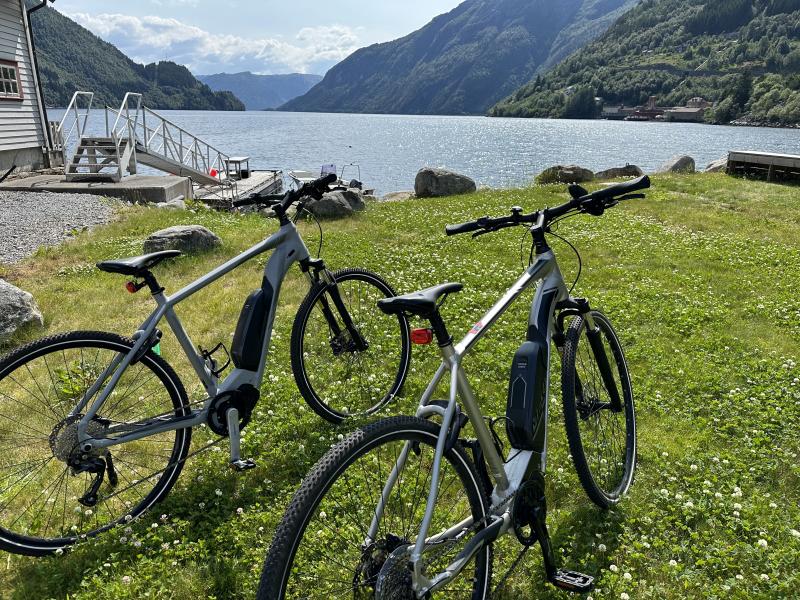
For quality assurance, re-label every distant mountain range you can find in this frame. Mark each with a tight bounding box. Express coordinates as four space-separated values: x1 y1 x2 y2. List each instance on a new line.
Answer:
29 5 244 111
491 0 800 125
281 0 639 115
197 72 322 110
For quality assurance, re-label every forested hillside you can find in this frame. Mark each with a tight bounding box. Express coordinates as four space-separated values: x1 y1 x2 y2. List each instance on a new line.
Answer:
491 0 800 125
282 0 638 115
197 72 322 110
29 5 244 111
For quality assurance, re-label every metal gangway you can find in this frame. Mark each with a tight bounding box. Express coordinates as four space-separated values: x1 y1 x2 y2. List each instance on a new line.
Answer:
57 92 231 186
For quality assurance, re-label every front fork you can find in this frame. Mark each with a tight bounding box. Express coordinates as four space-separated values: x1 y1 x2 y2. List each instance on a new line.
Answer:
557 299 622 412
301 259 369 352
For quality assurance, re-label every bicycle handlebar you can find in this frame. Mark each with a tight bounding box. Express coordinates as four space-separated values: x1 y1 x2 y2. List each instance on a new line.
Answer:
232 173 338 212
445 175 650 237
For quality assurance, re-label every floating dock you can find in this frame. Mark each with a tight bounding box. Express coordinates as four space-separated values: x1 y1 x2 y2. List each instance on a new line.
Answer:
727 151 800 182
193 169 283 207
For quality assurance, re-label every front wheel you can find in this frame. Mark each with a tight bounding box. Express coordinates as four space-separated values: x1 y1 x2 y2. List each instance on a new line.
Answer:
258 416 492 599
291 268 411 424
561 311 636 508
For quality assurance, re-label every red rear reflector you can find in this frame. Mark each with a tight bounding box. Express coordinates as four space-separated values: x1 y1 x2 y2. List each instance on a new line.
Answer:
411 328 434 345
126 281 139 294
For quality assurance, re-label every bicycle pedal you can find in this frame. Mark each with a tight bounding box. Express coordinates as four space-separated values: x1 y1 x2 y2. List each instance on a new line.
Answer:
230 459 257 472
550 569 594 593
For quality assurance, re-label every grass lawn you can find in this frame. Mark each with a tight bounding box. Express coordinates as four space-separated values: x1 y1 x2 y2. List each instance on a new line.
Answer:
1 173 799 599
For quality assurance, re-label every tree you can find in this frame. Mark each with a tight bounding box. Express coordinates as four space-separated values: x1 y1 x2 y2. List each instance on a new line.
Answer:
733 70 754 108
562 86 599 119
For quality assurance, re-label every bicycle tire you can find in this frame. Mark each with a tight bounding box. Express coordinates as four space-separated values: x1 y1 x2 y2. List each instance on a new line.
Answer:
258 416 492 599
0 331 191 555
561 311 636 508
290 268 410 424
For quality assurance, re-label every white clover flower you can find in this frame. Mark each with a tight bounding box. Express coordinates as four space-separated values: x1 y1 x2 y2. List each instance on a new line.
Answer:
669 559 677 567
757 539 768 549
791 529 800 538
769 502 777 509
236 507 244 515
120 537 128 544
690 464 698 471
733 511 740 518
761 574 769 581
620 593 630 600
122 575 131 585
736 574 744 580
161 542 170 551
623 572 632 581
215 489 223 497
733 503 742 510
598 544 607 552
685 501 694 509
714 492 723 499
55 548 64 556
609 564 619 573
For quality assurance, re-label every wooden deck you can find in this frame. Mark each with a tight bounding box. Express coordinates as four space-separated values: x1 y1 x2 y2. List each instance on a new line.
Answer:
194 169 283 207
727 151 800 182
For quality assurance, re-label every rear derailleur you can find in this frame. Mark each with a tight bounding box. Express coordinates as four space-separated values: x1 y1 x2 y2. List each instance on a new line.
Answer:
68 453 119 508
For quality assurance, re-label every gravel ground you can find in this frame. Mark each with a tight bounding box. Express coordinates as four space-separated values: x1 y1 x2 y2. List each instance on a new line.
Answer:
0 191 117 264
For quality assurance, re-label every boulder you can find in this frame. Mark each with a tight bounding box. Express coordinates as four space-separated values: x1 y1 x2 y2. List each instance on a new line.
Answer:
536 165 595 185
595 164 644 179
305 194 353 219
383 191 415 202
414 168 477 198
143 225 221 254
660 155 696 173
705 157 728 173
0 279 44 339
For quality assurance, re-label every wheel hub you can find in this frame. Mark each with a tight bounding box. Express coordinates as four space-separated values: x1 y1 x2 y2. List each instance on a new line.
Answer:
353 534 411 598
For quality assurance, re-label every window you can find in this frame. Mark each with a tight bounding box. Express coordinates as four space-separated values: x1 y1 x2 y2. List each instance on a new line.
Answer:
0 61 23 101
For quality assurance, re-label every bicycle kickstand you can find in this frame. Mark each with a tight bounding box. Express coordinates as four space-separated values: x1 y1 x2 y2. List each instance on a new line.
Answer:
226 407 257 472
528 473 595 594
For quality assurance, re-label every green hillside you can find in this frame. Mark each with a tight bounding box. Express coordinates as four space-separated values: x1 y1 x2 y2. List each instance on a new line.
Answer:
28 6 244 111
491 0 800 125
282 0 639 115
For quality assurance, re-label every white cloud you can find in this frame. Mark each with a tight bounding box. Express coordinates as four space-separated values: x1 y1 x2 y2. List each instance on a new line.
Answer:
66 12 360 75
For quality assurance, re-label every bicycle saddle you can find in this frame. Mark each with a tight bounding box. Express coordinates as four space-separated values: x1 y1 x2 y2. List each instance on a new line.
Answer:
377 282 463 317
96 250 182 276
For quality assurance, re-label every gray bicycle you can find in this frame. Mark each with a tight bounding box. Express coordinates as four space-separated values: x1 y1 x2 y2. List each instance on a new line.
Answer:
259 176 649 599
0 174 410 556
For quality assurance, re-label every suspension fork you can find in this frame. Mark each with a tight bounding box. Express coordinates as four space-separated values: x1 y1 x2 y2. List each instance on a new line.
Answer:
301 259 368 351
557 301 622 412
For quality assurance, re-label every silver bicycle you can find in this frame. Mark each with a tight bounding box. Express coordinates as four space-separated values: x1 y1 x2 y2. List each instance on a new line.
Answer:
0 174 410 556
259 176 649 599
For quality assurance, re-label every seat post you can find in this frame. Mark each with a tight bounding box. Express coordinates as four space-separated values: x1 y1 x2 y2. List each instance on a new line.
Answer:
140 271 164 295
427 310 452 347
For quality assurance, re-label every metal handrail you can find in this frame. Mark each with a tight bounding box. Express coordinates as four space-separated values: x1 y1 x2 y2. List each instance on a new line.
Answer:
105 103 229 184
56 91 94 162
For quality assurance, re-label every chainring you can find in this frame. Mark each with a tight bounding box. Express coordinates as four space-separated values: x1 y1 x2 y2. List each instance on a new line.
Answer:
206 385 259 436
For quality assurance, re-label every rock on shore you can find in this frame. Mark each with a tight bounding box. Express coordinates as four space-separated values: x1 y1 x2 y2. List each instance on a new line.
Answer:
660 155 696 173
415 168 477 197
144 225 222 254
536 165 595 185
0 279 44 339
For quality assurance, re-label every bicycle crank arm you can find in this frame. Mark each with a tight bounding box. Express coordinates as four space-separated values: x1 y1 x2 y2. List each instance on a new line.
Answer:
421 513 508 595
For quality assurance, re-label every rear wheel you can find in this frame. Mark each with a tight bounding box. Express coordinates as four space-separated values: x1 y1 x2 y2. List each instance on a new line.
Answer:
0 331 191 555
561 311 636 508
291 268 411 424
258 416 492 599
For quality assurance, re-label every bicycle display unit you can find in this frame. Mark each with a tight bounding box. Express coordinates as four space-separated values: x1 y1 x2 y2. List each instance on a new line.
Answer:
259 176 650 598
0 174 410 555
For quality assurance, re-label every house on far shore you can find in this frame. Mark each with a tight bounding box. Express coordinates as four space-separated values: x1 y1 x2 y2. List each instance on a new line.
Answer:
0 0 57 173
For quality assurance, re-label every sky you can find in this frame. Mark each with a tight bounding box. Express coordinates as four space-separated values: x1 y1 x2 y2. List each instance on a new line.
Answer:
52 0 465 76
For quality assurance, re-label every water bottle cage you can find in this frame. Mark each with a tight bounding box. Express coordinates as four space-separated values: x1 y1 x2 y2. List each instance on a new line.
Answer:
200 342 231 377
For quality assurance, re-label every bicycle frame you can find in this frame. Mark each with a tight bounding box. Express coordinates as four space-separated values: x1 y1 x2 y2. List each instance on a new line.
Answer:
72 220 313 453
367 242 595 595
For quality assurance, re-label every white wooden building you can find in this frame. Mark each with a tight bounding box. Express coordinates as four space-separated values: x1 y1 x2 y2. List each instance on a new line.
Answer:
0 0 52 172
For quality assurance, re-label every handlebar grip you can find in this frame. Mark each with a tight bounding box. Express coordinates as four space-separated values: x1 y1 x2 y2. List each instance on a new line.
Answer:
314 173 338 190
445 221 483 236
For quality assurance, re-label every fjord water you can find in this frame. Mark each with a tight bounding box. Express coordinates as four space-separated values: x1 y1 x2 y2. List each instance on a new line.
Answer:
52 109 800 195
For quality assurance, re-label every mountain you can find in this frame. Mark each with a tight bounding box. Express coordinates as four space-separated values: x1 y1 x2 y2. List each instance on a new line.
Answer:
28 5 244 111
281 0 639 115
197 72 322 110
490 0 800 125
